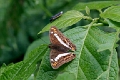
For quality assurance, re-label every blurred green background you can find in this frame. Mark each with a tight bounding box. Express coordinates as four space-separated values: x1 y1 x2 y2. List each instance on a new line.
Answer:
0 0 119 73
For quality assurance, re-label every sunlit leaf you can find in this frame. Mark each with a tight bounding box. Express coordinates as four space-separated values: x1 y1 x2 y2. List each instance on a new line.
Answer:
73 1 120 11
38 10 84 34
100 6 120 22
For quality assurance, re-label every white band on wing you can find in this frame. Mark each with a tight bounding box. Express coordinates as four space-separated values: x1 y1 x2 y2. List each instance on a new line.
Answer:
54 53 70 61
54 33 70 49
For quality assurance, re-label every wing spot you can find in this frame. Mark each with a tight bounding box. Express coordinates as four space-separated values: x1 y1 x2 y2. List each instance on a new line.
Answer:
52 62 57 66
51 27 57 32
51 31 53 34
51 59 54 61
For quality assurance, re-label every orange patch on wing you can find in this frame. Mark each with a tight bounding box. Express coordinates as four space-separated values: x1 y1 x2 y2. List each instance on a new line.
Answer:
52 62 58 67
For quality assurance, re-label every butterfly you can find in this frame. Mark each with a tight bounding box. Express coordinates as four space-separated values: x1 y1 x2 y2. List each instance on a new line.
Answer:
49 26 76 69
49 11 63 22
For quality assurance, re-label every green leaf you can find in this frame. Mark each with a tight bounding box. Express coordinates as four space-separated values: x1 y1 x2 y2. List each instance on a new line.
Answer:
0 62 24 80
36 26 118 80
97 32 117 52
72 1 120 11
105 19 120 30
38 10 84 34
85 6 90 15
24 36 49 60
0 45 48 80
100 6 120 22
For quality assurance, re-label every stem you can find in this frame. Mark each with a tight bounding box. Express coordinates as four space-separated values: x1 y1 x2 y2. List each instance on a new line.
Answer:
83 16 92 21
92 23 104 27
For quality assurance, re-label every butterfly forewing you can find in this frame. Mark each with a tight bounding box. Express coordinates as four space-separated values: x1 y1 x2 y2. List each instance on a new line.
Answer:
49 26 76 51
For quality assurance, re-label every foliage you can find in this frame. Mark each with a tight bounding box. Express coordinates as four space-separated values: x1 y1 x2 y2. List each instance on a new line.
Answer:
0 0 120 80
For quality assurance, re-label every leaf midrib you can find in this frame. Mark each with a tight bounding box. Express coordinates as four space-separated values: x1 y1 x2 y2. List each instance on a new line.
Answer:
76 24 92 79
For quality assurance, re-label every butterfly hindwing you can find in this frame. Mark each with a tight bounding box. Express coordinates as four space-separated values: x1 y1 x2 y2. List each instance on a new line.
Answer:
50 49 75 69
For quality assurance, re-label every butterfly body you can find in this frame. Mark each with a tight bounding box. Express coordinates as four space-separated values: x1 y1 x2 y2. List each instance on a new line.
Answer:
49 26 76 69
49 44 70 52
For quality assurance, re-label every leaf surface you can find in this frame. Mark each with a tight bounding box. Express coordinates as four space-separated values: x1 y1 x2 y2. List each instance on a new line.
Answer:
73 1 120 11
0 45 48 80
24 36 49 60
36 26 118 80
100 6 120 22
38 10 84 34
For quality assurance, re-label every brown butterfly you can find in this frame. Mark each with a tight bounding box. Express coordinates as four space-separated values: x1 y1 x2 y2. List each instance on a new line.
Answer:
49 26 76 69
